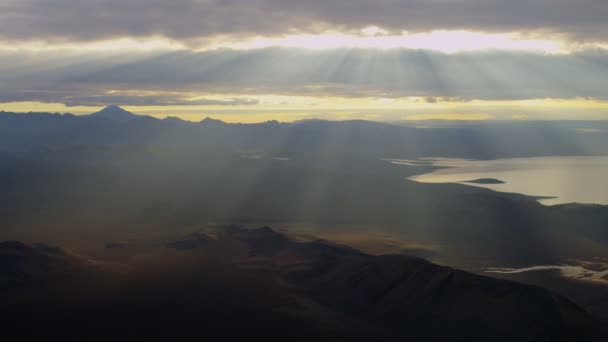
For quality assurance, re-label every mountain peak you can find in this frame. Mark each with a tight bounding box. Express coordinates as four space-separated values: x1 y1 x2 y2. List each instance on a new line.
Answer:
200 117 226 125
89 105 139 122
163 116 187 124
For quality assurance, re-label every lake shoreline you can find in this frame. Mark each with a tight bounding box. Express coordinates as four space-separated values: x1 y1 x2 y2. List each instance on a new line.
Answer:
396 156 608 206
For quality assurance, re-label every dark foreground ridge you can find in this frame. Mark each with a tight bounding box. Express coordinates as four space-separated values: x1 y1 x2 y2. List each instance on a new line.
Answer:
1 226 603 341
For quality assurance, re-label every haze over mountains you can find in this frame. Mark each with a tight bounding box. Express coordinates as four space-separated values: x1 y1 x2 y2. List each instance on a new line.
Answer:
2 106 608 159
1 106 608 340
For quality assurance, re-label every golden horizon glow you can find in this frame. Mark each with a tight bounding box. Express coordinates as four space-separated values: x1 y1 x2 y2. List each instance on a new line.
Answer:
2 96 608 123
404 113 493 121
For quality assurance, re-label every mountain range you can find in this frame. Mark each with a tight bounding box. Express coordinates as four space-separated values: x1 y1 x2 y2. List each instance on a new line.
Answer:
2 106 608 158
1 106 608 339
1 226 602 341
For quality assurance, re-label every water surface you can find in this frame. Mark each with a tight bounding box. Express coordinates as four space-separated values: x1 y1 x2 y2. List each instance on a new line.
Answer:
406 156 608 205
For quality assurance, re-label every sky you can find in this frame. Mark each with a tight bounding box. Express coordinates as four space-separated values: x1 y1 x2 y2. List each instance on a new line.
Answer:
1 0 608 122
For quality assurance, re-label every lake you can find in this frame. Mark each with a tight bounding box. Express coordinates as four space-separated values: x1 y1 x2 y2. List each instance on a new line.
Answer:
403 156 608 205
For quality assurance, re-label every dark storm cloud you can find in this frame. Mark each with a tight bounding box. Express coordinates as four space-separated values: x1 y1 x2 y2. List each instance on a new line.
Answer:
1 48 608 105
0 0 607 43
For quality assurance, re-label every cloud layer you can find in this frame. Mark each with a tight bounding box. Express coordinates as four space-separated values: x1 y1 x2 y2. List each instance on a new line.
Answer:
1 48 608 106
1 0 607 44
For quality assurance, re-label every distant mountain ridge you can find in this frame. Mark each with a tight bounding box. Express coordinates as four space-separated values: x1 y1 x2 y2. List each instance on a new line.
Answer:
2 107 608 158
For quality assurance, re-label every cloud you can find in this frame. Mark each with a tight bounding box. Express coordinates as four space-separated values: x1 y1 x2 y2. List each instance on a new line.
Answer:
0 88 259 107
1 48 608 105
64 96 259 107
0 1 607 44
